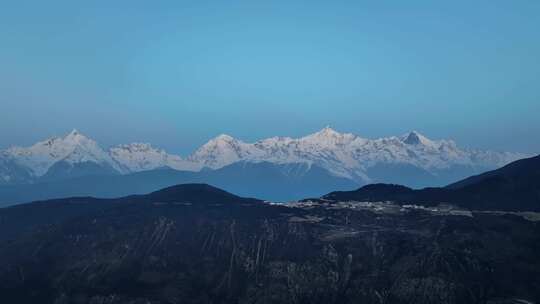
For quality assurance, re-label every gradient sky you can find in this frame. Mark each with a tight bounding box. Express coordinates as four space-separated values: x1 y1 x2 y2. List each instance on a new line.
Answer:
1 0 539 155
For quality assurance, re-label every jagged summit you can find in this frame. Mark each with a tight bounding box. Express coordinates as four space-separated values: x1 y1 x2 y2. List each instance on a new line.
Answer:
109 142 189 173
312 126 340 137
0 128 528 186
198 134 242 149
35 129 87 148
402 131 432 146
213 134 235 141
301 127 359 148
67 128 80 136
5 129 115 177
61 129 93 144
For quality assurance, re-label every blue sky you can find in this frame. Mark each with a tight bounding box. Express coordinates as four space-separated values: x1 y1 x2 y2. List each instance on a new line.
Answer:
1 0 539 154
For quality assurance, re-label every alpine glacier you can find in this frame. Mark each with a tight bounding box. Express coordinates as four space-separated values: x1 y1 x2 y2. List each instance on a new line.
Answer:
0 127 527 187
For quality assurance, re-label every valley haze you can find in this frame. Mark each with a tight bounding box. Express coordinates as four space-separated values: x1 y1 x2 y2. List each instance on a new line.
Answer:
0 127 528 203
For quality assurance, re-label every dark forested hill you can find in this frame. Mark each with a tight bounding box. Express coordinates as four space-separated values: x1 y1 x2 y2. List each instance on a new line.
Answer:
323 155 540 211
1 183 539 303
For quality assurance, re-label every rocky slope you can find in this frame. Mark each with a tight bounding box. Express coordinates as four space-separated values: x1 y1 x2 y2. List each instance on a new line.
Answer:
0 184 539 304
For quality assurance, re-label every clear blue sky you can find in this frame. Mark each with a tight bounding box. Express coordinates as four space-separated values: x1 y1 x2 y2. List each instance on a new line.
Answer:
1 0 539 154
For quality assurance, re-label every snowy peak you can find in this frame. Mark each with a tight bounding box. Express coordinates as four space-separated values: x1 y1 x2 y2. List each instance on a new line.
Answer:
186 128 527 178
5 130 116 176
402 131 434 146
0 128 530 186
66 128 82 140
302 127 358 146
213 134 235 142
195 134 242 153
52 130 113 164
305 126 344 140
311 126 341 138
189 134 260 169
38 129 93 150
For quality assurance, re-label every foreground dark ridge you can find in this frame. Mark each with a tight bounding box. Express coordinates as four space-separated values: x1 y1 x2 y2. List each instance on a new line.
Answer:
1 183 539 303
321 154 540 211
0 183 262 242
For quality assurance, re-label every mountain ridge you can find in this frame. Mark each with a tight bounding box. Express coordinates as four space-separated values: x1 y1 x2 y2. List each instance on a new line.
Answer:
320 154 540 211
1 181 539 303
0 161 357 206
0 128 528 189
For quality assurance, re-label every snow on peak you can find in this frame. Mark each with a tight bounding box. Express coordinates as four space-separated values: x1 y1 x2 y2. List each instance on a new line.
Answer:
62 129 92 145
314 126 340 136
0 128 528 183
5 130 116 176
182 128 526 182
214 134 235 142
305 126 345 139
302 127 358 146
198 134 242 150
109 143 191 173
189 134 262 169
402 131 435 146
67 128 81 137
114 143 156 152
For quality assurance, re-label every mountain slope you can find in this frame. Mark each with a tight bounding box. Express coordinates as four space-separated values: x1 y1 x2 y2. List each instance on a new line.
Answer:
0 184 539 303
0 184 261 242
0 153 33 185
4 130 120 179
447 154 540 189
322 155 540 211
109 143 197 173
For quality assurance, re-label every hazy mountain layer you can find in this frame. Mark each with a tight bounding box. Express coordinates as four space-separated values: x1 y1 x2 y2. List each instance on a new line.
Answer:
0 162 357 206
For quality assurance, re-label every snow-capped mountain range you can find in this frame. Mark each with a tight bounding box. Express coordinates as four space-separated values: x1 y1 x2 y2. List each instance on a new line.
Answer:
0 128 528 187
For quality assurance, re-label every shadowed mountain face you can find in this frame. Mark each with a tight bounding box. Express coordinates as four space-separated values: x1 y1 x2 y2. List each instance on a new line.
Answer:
0 184 260 243
39 160 120 182
447 154 540 189
323 155 540 211
1 184 540 304
144 183 262 204
0 156 33 185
